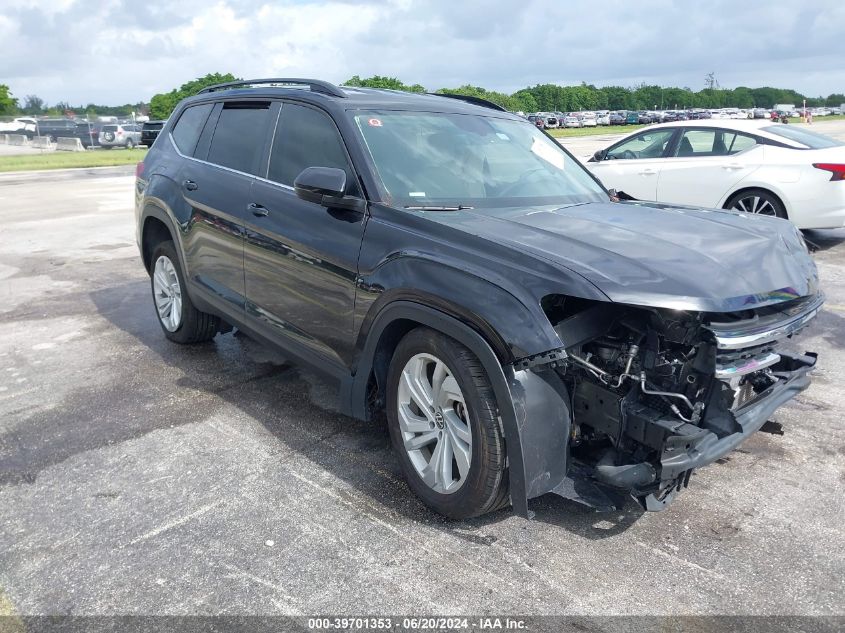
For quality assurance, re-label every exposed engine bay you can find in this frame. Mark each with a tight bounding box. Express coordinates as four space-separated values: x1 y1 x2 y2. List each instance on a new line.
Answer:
541 293 821 510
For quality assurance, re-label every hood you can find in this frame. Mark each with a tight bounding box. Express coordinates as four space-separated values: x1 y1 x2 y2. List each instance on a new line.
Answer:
426 200 819 313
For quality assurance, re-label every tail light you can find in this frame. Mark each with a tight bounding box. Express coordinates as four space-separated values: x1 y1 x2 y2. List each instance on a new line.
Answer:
135 162 145 179
813 163 845 181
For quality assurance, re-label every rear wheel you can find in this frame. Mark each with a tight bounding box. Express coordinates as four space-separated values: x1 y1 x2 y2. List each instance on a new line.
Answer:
386 328 509 519
126 138 135 149
150 240 219 344
726 188 787 219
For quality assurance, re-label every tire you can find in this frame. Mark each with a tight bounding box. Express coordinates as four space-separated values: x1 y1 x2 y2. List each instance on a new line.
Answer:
150 240 219 344
126 139 135 149
725 188 787 219
386 327 509 519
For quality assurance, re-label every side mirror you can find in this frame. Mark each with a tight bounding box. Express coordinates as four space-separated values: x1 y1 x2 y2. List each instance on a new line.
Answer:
593 149 607 162
294 166 347 203
293 166 366 212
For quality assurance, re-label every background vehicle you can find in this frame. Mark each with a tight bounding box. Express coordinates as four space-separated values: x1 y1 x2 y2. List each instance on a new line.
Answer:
141 120 166 146
74 122 99 147
625 111 640 124
562 114 581 128
609 111 625 125
35 118 77 142
596 111 610 125
135 78 820 520
586 119 845 228
580 112 597 127
99 123 141 149
0 117 37 138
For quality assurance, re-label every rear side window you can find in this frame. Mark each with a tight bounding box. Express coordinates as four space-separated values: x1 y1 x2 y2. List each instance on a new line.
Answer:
171 103 213 156
102 125 117 133
206 102 272 175
268 103 358 195
761 125 842 149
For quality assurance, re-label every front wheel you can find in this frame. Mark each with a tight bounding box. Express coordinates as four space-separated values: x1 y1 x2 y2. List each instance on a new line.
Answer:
726 188 787 219
386 328 509 519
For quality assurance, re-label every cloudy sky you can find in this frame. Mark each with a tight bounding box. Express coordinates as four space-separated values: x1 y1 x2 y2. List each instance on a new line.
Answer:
1 0 843 106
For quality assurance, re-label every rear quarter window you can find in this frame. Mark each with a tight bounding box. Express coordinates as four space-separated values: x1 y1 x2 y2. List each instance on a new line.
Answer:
762 125 842 149
171 103 213 156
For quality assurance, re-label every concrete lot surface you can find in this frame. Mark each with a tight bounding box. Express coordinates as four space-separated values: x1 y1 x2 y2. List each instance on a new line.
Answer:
0 164 844 617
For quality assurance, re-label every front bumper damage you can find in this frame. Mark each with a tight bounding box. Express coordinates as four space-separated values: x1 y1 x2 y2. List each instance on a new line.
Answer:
619 351 816 510
501 294 822 518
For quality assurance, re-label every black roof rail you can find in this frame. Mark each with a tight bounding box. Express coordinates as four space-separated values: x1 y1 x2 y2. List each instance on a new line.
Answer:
198 78 347 98
431 93 508 112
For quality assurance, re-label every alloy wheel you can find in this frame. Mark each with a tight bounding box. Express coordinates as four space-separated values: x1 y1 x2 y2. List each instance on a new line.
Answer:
732 195 776 216
397 353 472 494
153 255 182 332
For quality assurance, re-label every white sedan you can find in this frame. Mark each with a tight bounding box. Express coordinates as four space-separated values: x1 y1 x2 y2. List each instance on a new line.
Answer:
585 120 845 229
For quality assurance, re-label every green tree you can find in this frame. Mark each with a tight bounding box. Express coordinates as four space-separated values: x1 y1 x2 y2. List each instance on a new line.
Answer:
827 93 845 107
0 84 18 115
149 72 239 119
342 75 425 93
434 84 519 110
22 94 44 114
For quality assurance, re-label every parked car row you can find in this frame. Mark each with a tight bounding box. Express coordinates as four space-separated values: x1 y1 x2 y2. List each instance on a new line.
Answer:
0 116 164 148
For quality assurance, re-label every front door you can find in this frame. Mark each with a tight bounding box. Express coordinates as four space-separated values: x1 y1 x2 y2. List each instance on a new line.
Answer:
588 128 677 200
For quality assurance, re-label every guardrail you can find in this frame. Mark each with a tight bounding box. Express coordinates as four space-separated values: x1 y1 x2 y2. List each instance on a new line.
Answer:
56 137 85 152
32 136 54 149
7 134 30 146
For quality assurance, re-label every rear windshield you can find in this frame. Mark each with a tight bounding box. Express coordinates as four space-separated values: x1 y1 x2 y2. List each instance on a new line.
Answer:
143 122 164 130
762 126 842 149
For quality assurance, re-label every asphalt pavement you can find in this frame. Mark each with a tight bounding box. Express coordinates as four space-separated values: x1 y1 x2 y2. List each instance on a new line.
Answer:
0 145 843 619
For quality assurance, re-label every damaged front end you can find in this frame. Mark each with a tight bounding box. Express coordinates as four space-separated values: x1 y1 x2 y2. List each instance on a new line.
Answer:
515 292 821 512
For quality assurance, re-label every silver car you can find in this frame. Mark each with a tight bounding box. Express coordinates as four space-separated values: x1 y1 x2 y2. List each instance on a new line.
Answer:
99 123 141 149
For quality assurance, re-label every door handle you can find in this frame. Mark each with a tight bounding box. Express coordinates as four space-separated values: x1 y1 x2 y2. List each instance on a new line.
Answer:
639 168 657 176
247 202 269 217
722 163 744 170
183 179 198 191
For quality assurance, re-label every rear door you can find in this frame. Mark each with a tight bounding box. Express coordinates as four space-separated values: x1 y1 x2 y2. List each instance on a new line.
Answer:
177 100 276 312
656 128 763 208
588 128 677 200
243 101 367 369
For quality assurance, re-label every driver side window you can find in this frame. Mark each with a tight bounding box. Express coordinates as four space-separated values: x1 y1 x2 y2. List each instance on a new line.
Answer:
607 129 675 160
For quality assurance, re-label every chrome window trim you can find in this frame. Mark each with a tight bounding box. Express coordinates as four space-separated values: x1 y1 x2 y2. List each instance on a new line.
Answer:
168 131 296 192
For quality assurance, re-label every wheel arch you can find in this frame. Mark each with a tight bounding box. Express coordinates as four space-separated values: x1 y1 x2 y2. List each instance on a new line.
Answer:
343 300 570 518
139 204 186 274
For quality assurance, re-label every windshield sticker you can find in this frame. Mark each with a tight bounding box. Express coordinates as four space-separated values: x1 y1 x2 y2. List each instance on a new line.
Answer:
368 118 383 127
409 192 426 197
530 137 565 170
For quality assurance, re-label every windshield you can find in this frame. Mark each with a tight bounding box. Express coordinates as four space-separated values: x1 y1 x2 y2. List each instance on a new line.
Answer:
762 125 842 149
352 110 607 208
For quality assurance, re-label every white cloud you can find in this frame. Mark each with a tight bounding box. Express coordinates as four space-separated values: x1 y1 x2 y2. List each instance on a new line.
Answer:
0 0 843 105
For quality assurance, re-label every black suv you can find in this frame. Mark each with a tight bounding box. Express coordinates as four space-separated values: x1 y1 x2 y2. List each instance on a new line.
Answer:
141 120 166 146
135 78 821 519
